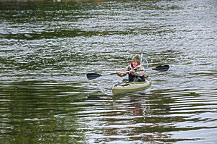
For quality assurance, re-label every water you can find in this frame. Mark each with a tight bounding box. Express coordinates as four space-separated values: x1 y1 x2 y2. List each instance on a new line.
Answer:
0 0 217 143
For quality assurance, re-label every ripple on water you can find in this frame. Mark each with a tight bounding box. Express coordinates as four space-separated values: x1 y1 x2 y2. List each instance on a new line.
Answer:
1 0 217 143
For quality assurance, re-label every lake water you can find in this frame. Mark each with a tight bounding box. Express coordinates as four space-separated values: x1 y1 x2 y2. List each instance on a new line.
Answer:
0 0 217 143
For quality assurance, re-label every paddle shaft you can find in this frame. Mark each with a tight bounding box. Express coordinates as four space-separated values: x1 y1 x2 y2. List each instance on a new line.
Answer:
86 65 169 80
87 70 144 80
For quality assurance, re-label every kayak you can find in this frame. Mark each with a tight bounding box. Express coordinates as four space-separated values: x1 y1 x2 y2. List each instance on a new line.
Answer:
112 79 152 95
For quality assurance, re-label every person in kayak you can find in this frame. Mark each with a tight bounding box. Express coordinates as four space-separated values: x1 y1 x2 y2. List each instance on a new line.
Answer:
116 55 148 82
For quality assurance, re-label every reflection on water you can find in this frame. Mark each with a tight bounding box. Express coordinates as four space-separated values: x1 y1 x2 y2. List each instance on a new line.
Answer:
0 81 88 143
1 0 217 143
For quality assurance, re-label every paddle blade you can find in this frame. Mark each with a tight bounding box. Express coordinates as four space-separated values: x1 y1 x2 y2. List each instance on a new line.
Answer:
152 65 169 72
86 73 102 80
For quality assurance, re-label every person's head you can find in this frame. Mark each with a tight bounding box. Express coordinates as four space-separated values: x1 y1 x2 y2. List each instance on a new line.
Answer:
131 55 140 68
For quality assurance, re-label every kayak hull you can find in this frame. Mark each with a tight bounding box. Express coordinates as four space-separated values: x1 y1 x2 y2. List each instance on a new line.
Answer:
112 79 152 95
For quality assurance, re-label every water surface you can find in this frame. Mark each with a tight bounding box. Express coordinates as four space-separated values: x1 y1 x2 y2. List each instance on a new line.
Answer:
0 0 217 143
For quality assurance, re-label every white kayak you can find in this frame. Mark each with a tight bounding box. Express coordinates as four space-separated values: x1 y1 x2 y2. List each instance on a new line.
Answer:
112 79 152 95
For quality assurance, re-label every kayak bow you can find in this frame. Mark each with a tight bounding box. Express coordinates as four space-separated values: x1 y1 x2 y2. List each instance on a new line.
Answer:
112 79 152 95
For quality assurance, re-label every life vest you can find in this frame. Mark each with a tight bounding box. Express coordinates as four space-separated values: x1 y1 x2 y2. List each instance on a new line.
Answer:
127 64 145 82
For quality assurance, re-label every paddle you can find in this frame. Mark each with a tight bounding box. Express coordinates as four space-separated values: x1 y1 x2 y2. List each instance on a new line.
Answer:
86 73 116 80
152 64 169 72
86 65 169 80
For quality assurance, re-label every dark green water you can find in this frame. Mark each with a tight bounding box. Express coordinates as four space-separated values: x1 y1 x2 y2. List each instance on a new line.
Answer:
0 0 217 143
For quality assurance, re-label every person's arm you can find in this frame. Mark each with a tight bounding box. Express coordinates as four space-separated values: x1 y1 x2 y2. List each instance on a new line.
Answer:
116 66 129 77
130 66 147 77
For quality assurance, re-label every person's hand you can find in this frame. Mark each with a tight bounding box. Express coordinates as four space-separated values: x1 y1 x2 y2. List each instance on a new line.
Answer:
129 69 135 74
116 71 121 76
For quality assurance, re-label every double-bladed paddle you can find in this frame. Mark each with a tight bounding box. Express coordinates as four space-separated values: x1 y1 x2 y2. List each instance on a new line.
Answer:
86 64 169 80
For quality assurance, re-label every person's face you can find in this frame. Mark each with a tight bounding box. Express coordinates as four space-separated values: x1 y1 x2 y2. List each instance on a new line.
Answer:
132 60 139 68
